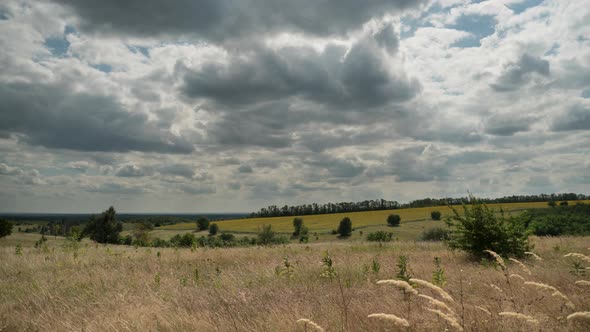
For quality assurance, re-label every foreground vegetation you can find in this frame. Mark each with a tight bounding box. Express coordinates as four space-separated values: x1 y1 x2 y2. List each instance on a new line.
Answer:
0 233 588 331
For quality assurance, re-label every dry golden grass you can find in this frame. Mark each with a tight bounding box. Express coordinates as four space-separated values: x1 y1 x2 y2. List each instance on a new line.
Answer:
0 234 589 331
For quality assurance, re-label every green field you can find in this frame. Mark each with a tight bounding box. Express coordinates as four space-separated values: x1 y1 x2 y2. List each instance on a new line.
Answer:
157 201 588 236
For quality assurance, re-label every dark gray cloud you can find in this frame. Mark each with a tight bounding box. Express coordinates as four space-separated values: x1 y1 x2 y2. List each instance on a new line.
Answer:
551 104 590 131
238 165 253 173
374 24 399 55
491 53 550 92
484 114 533 136
0 82 194 153
158 164 196 179
182 37 419 109
53 0 424 41
206 102 294 148
307 155 366 178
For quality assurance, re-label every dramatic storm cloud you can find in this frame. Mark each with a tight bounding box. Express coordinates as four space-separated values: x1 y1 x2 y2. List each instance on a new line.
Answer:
0 0 588 212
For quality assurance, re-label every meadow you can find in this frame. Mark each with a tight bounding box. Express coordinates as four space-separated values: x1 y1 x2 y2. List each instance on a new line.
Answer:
1 231 589 331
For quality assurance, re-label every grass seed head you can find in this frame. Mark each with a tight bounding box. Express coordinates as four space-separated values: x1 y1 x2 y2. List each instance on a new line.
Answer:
499 312 539 325
368 313 410 327
418 294 455 316
484 250 506 270
575 280 590 287
409 278 454 302
377 279 418 295
525 251 543 261
567 312 590 322
296 318 324 332
564 253 590 263
427 309 463 331
508 258 531 275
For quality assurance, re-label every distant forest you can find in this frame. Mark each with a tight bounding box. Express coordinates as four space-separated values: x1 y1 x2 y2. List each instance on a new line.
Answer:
249 193 588 218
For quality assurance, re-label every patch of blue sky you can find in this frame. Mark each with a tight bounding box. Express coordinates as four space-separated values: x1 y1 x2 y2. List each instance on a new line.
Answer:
43 25 77 57
91 63 113 73
44 36 70 57
582 89 590 99
400 2 453 39
544 43 559 56
0 11 9 20
450 14 496 48
127 45 150 57
507 0 545 14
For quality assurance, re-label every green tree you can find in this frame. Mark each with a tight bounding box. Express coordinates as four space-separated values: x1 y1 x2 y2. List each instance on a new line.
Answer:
292 217 303 237
209 223 219 236
430 211 442 220
0 219 13 238
196 216 210 231
387 214 401 227
132 222 151 246
337 217 352 237
445 197 531 258
257 224 276 245
83 206 122 244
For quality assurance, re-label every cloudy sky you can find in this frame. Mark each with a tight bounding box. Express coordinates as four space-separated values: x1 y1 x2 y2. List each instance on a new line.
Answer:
0 0 589 213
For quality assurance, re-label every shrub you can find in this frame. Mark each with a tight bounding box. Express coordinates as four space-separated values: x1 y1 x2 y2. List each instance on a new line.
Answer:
337 217 352 237
420 227 450 242
196 216 210 231
387 214 401 227
445 197 531 258
257 225 287 245
209 223 219 236
548 200 556 207
559 201 569 206
219 232 235 242
170 233 196 247
366 231 393 242
0 219 13 238
430 211 442 220
299 226 309 243
83 206 122 244
292 218 303 237
122 235 133 245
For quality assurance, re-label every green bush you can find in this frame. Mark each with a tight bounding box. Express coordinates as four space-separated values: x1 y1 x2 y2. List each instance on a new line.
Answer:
420 227 449 241
209 223 219 235
292 218 303 237
170 233 196 247
196 216 210 231
0 219 13 238
387 214 401 227
337 217 352 237
445 198 531 258
83 206 122 244
527 203 590 236
430 211 442 220
366 231 393 242
219 232 235 242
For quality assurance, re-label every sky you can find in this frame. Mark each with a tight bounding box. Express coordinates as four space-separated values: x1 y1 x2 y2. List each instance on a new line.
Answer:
0 0 589 213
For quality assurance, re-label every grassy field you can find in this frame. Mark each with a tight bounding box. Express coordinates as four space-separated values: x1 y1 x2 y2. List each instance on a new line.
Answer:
1 232 589 331
158 201 589 234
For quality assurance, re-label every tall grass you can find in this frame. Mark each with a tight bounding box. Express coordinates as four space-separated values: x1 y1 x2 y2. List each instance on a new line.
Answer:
0 234 588 331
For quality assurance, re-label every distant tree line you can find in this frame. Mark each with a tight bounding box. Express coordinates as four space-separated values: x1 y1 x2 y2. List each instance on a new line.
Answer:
249 193 588 218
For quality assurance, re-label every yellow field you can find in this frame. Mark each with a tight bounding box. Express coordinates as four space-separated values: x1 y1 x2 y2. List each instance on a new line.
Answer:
158 201 588 234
